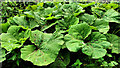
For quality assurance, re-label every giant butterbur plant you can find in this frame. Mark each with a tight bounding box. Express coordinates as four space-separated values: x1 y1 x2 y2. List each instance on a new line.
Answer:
0 2 120 67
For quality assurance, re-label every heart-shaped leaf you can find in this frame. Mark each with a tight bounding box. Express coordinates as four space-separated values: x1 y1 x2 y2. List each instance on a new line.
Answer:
21 30 64 66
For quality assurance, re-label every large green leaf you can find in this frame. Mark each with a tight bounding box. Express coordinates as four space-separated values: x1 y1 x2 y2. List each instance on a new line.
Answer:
79 14 96 25
7 25 28 44
12 16 39 29
64 23 91 52
82 43 107 59
86 32 107 42
7 26 23 39
21 30 64 66
60 3 84 16
92 7 105 17
32 7 54 20
21 44 61 66
0 26 30 51
106 34 120 54
0 33 21 51
69 23 91 40
103 9 120 23
93 19 109 34
56 15 79 30
24 8 60 31
82 32 109 59
13 16 28 28
30 30 43 47
66 39 85 52
28 18 39 29
82 32 110 59
93 41 111 49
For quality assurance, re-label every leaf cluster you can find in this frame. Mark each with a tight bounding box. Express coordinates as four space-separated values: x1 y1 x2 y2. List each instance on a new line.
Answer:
0 2 120 68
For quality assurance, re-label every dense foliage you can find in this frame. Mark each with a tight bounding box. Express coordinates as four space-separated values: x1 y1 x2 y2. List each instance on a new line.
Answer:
0 2 120 68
